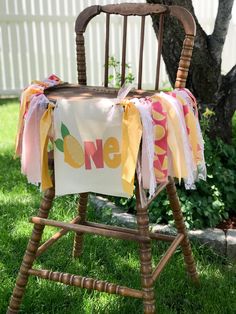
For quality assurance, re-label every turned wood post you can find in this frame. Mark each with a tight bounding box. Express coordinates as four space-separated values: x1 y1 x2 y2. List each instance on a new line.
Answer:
175 34 195 88
136 184 156 314
166 178 199 284
76 32 87 85
73 193 89 258
7 180 55 313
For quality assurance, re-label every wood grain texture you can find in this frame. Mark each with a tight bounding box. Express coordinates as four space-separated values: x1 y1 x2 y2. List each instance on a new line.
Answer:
29 268 143 299
121 16 128 86
75 5 101 33
7 181 55 313
152 233 184 281
175 34 195 88
37 216 81 257
169 5 196 36
75 4 195 91
136 184 155 314
101 3 167 16
30 216 150 243
73 193 89 258
166 178 199 284
104 13 110 87
76 33 87 85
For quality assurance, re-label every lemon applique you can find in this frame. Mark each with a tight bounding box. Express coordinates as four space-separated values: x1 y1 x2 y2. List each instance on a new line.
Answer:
154 144 166 155
162 156 168 170
152 110 166 121
154 124 165 141
54 122 84 168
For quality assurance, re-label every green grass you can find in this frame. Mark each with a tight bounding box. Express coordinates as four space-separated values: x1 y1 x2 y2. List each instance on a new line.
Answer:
0 99 236 313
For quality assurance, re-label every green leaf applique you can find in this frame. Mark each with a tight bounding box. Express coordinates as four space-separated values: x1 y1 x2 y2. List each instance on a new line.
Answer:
54 138 64 152
61 122 70 139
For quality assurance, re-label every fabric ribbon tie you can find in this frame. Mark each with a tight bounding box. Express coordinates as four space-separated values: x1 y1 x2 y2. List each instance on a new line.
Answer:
40 103 54 191
120 100 142 195
15 86 44 156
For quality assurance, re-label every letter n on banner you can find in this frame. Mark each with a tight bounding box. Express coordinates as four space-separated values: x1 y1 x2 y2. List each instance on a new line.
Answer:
84 139 104 169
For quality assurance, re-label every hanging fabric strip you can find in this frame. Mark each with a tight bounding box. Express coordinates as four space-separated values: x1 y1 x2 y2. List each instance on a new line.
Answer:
15 74 61 157
151 97 168 183
40 103 54 191
15 85 44 156
130 97 156 198
120 100 143 195
21 94 49 185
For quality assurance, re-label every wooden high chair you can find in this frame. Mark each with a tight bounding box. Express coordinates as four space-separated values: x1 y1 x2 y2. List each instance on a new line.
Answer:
8 3 199 314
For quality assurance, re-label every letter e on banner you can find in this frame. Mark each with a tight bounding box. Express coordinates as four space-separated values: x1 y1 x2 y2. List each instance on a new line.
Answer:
103 137 121 168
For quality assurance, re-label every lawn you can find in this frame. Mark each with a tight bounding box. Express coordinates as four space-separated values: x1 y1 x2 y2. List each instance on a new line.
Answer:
0 99 236 313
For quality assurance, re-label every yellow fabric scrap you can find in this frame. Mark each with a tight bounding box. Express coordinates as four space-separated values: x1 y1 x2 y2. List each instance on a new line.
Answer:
15 86 43 156
40 103 54 191
152 95 188 182
120 100 142 195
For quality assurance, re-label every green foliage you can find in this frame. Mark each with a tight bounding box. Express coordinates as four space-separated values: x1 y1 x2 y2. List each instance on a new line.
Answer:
107 56 135 87
149 134 236 229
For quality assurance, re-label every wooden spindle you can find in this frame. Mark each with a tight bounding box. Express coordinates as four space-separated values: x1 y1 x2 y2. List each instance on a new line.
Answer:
7 180 55 313
175 34 195 88
152 233 184 281
76 32 87 85
37 216 81 257
73 193 88 258
166 178 199 284
121 16 128 86
155 13 164 90
138 16 145 90
29 216 150 243
136 184 155 314
29 268 143 299
104 13 110 87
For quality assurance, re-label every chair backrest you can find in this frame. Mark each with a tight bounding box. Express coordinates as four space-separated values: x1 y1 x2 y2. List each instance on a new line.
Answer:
75 3 196 91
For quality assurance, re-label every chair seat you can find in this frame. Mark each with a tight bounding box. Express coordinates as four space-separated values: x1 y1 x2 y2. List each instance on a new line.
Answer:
45 83 155 102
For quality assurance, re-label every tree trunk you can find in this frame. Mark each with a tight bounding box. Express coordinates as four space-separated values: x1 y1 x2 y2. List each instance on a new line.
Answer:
147 0 236 143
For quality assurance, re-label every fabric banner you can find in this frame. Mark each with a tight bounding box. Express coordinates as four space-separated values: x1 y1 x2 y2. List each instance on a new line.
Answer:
53 98 131 197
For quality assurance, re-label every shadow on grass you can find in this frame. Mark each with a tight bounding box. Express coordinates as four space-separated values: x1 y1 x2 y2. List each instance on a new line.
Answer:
1 224 236 314
0 98 19 106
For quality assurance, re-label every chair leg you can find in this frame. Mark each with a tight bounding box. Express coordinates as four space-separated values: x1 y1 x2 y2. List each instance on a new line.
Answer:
73 192 88 258
7 186 55 314
166 178 199 284
136 188 156 314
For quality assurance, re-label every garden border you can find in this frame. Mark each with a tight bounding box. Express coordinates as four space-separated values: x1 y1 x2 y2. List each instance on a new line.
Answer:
89 195 236 261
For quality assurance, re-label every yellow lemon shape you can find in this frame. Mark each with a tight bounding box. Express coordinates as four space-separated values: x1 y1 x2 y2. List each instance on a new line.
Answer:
154 125 165 141
64 135 84 168
152 110 166 121
154 168 165 179
162 156 168 170
155 144 166 155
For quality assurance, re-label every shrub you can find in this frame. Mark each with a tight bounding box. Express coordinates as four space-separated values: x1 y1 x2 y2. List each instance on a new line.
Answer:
113 113 236 229
149 135 236 229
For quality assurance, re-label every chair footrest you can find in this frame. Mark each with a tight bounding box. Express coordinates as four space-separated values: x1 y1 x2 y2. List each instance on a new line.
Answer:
28 268 144 299
30 217 150 242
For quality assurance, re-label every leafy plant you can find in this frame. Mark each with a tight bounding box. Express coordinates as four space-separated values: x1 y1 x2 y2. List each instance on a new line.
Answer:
107 56 135 87
112 134 236 230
